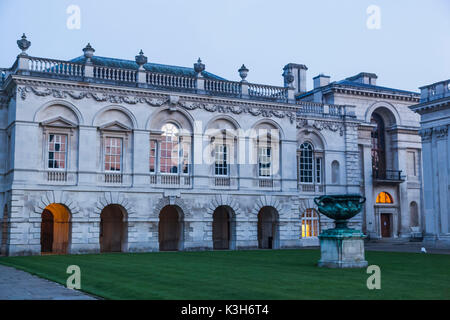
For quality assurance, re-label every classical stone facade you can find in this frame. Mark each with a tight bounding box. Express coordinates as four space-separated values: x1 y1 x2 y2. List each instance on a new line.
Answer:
0 35 423 256
410 80 450 247
297 72 423 240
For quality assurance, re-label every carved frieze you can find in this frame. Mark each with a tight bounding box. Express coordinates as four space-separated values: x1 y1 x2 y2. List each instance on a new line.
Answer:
18 85 297 123
297 118 345 136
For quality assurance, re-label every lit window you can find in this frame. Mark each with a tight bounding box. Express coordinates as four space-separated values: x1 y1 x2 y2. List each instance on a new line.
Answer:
215 144 229 176
104 137 122 172
301 208 319 238
376 192 393 204
160 123 179 174
258 147 271 177
48 134 67 169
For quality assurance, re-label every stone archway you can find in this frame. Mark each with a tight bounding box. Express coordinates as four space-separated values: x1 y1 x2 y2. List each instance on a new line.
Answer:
100 204 127 253
212 206 236 250
40 203 71 254
159 205 184 251
257 206 279 249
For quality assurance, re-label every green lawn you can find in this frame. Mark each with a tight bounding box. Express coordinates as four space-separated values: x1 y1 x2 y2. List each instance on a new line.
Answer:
0 249 449 299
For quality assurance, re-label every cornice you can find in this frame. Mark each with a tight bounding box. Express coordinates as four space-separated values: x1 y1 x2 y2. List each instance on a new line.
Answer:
12 76 307 124
409 97 450 115
326 85 420 103
11 75 299 111
14 79 299 124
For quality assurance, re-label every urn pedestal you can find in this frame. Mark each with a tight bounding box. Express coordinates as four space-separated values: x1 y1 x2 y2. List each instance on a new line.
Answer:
318 228 368 268
314 194 368 269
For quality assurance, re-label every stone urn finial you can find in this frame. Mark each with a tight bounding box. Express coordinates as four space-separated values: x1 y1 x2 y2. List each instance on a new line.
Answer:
284 69 294 88
17 33 31 56
238 64 249 82
194 58 205 76
135 50 148 69
83 43 95 63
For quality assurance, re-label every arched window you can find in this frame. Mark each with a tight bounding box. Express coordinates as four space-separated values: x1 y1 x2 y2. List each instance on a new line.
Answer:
301 208 319 238
258 133 272 177
331 160 340 184
376 192 393 204
410 202 419 227
371 113 386 175
160 123 180 174
299 142 322 184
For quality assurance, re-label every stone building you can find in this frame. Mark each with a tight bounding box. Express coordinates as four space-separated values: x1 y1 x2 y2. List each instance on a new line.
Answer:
0 35 422 256
297 72 423 240
410 80 450 247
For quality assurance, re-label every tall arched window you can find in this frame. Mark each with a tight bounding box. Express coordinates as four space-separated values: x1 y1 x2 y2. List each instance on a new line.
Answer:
371 113 386 176
160 123 180 174
410 202 419 227
331 160 340 184
301 208 319 238
299 142 322 184
376 192 393 204
258 133 272 177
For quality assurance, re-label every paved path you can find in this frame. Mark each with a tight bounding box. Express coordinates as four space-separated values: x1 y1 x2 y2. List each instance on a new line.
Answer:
364 240 450 254
303 241 450 254
0 265 96 300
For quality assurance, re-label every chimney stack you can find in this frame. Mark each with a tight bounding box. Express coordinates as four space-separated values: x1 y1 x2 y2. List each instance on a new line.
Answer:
283 63 308 94
346 72 377 85
313 74 330 89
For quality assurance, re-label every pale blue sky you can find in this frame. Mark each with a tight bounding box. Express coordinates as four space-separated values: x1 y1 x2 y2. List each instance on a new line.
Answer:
0 0 449 92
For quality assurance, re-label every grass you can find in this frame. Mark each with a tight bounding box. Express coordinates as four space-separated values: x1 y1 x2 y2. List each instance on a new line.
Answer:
0 249 449 300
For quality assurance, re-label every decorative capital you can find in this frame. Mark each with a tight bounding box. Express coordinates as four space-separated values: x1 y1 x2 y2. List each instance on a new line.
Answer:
135 49 148 69
434 125 448 139
194 58 205 76
418 128 433 141
238 64 249 82
17 33 31 55
83 43 95 63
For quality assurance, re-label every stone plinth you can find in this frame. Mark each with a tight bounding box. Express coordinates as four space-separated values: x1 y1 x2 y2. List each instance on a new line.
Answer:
318 228 368 268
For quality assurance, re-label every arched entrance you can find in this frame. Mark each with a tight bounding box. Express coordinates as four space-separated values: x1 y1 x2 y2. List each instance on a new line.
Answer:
40 203 71 254
212 206 236 250
100 204 127 253
257 206 279 249
159 205 184 251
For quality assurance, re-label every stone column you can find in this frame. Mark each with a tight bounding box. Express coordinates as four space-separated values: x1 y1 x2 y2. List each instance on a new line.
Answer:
420 129 436 238
435 126 449 235
362 143 376 238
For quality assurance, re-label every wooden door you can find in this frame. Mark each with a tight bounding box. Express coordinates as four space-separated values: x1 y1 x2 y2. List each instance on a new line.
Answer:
100 206 123 252
41 210 54 253
380 214 391 238
213 208 230 250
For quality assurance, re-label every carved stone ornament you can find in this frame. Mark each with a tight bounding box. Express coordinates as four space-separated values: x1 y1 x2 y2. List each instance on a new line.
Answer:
297 118 344 136
19 85 297 123
17 33 31 55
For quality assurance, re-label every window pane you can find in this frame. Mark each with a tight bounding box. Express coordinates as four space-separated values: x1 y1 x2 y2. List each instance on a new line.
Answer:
48 134 67 169
299 143 313 183
104 137 122 171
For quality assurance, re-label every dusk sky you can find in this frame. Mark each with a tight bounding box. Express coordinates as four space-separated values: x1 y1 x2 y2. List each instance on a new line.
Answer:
0 0 448 92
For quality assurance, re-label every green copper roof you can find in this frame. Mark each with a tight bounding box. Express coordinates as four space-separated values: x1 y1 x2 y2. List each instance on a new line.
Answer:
70 56 226 80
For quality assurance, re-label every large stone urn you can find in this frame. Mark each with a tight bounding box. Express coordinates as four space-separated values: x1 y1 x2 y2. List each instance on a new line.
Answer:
314 194 368 268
